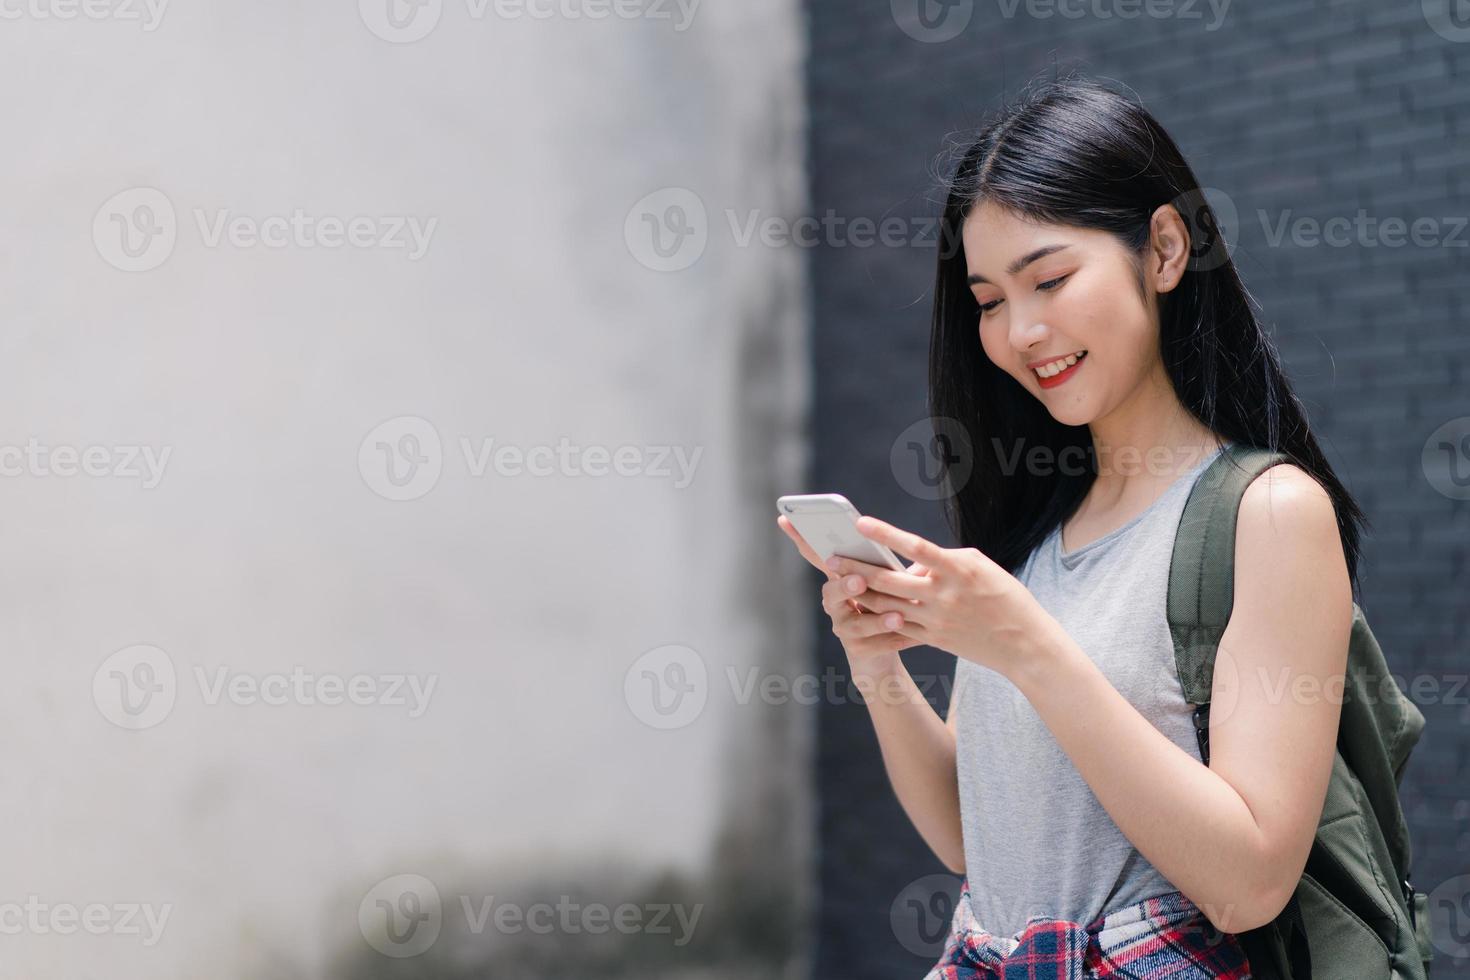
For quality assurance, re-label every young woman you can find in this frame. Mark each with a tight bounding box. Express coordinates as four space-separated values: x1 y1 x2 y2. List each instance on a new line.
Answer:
778 73 1363 977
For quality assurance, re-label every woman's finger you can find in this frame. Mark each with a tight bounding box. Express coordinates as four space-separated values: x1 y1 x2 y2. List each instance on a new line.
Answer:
838 587 928 624
824 583 925 637
825 593 868 630
822 581 874 623
833 602 908 640
854 515 948 568
822 576 867 615
824 555 931 600
822 573 900 613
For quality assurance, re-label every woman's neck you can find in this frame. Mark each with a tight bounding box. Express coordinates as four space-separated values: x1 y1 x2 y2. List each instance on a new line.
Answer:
1082 390 1224 514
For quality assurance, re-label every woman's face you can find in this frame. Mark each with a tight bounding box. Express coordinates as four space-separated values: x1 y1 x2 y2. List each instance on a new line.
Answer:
961 200 1180 428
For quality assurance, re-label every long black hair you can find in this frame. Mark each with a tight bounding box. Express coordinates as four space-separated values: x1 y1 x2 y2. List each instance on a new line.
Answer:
927 71 1368 597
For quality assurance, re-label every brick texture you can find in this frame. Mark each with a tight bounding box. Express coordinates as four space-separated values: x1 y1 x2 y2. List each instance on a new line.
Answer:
805 2 1470 976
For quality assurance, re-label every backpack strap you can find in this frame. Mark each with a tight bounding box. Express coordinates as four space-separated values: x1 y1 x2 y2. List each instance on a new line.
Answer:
1167 441 1313 979
1167 441 1291 758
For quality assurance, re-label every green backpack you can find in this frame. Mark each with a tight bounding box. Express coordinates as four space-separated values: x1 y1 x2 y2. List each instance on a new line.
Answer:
1166 443 1435 979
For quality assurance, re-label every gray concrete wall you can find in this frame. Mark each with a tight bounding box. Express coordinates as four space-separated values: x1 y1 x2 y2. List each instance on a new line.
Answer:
0 1 811 976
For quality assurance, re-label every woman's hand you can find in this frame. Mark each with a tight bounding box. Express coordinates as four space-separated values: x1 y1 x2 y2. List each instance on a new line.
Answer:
776 514 931 665
820 515 1060 681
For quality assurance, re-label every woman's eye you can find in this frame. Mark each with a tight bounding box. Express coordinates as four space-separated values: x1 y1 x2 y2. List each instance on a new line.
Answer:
978 275 1068 319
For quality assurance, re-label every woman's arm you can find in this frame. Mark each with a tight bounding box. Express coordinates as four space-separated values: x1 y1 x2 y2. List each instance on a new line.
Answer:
777 514 967 874
1008 463 1352 934
852 650 967 874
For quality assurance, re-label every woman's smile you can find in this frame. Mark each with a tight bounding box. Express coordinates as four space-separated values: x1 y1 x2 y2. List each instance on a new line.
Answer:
1032 350 1088 388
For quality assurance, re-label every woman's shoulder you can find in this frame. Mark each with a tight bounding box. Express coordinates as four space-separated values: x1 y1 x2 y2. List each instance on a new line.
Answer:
1238 460 1335 521
1235 460 1349 612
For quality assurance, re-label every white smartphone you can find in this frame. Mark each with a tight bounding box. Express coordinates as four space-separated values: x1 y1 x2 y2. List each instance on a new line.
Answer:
776 493 907 572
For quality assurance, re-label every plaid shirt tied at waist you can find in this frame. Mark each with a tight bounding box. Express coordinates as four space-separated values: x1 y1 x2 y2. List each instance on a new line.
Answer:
923 877 1254 979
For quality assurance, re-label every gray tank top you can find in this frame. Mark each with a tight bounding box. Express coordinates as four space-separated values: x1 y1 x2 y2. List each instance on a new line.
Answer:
953 440 1234 936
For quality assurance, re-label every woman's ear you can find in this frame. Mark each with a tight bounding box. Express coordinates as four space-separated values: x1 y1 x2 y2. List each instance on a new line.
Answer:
1148 203 1192 294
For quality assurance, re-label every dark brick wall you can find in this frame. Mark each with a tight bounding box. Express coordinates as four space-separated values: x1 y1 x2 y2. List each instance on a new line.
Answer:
804 2 1470 976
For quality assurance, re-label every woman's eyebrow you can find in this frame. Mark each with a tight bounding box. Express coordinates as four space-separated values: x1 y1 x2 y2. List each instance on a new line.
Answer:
966 243 1072 285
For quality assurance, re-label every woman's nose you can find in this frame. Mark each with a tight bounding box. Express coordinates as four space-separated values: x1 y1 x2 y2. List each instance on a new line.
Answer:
1009 317 1050 353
